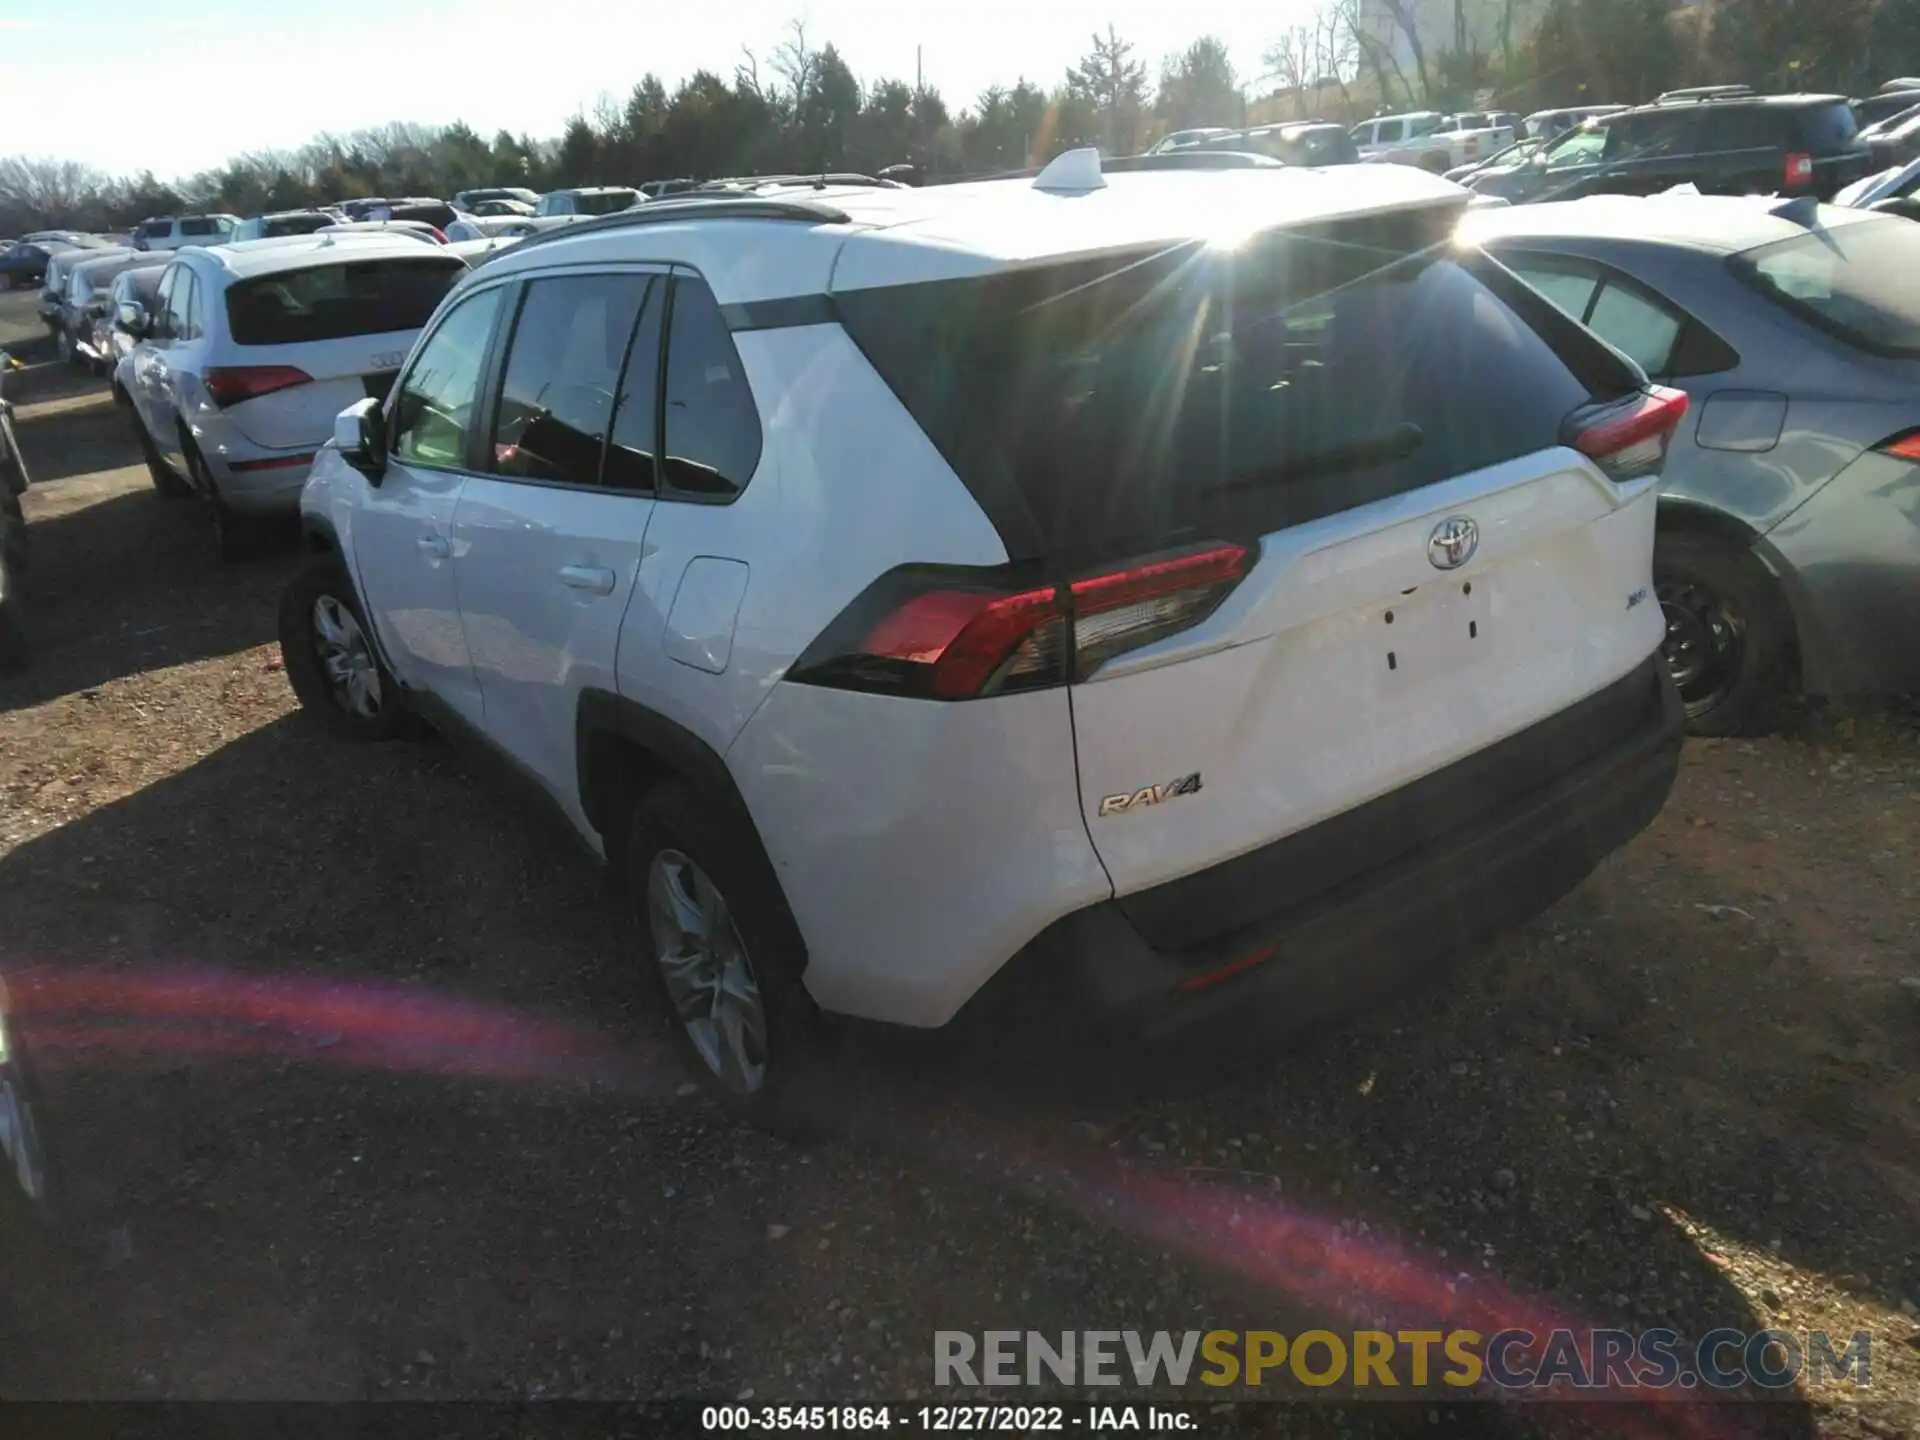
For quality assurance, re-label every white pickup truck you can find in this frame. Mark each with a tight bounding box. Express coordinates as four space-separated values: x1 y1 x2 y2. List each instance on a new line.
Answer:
1350 111 1520 172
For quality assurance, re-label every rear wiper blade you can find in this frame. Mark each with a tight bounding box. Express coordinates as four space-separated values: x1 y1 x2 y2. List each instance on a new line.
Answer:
1204 423 1425 494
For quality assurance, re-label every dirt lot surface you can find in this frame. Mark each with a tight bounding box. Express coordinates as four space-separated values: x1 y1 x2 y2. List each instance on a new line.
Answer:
1 290 1918 1438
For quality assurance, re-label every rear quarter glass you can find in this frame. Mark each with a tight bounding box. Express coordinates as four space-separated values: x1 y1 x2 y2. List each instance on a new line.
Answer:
835 206 1637 566
1799 101 1863 150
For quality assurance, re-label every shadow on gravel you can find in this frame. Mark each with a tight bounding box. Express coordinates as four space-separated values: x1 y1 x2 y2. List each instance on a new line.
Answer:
0 709 1856 1431
0 484 297 713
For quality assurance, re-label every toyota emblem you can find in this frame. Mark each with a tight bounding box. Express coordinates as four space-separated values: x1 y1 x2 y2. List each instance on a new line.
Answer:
1428 515 1479 570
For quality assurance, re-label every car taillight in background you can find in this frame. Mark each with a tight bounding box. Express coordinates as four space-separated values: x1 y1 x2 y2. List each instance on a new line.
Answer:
790 543 1252 700
202 365 312 407
1566 386 1690 483
1874 429 1920 463
1785 151 1814 187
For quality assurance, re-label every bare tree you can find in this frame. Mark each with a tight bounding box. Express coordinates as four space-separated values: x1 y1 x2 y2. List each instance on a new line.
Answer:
771 17 819 113
0 156 110 226
1262 24 1318 116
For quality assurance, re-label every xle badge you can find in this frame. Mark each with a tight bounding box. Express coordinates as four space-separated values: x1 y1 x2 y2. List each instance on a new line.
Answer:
1099 772 1203 817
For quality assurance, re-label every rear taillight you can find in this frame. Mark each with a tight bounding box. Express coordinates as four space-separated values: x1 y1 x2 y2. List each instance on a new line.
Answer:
1567 385 1690 482
202 365 312 407
1875 430 1920 464
428 227 449 243
1785 151 1814 187
790 543 1251 700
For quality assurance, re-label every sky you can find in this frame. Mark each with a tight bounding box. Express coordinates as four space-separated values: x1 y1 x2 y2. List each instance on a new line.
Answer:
0 0 1307 178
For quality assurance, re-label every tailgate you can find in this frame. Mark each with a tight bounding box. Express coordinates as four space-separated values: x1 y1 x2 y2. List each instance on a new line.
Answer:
222 332 417 450
1070 454 1665 906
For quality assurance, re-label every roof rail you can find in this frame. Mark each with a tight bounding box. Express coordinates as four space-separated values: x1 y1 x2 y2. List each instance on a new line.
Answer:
490 195 854 259
1655 84 1754 103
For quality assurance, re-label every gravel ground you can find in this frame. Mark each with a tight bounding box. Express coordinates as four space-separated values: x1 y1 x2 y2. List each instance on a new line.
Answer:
1 291 1917 1438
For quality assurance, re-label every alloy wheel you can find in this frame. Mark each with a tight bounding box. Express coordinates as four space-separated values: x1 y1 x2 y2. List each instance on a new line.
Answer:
646 850 768 1095
1657 576 1744 718
310 595 383 718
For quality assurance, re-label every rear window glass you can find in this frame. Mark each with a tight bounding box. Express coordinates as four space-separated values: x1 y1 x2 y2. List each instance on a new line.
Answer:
181 218 221 236
225 258 463 346
1797 102 1860 150
837 212 1609 563
1731 217 1920 355
574 190 639 215
263 214 332 238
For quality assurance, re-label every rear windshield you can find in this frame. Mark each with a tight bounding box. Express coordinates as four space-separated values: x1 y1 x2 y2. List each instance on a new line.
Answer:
574 189 639 215
225 257 464 346
836 210 1620 563
1731 217 1920 355
262 214 333 238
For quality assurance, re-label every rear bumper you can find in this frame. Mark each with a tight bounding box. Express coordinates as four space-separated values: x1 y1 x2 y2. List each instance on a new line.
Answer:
986 655 1683 1038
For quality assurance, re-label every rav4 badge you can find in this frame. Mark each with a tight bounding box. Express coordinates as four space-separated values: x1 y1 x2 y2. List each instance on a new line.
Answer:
1098 772 1203 817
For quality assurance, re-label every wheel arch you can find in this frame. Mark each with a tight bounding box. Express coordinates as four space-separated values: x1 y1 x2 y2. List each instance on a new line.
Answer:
1655 495 1805 688
575 689 803 938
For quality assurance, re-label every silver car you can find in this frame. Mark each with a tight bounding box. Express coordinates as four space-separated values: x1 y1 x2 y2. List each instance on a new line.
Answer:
1465 195 1920 732
62 250 160 371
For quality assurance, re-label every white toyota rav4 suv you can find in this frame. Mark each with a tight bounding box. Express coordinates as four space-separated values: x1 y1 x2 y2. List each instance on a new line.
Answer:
281 155 1687 1108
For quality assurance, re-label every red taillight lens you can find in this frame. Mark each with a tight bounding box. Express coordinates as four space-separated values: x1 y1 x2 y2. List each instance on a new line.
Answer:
203 365 312 407
793 543 1251 700
861 585 1063 699
1568 385 1690 482
428 227 448 243
1876 430 1920 463
1785 151 1814 187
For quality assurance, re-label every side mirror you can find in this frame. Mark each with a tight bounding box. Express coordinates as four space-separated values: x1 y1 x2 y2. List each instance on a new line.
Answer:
334 397 387 484
117 300 148 336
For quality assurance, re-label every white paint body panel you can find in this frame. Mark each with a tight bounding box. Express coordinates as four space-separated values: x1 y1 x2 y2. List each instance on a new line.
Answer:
727 684 1109 1026
1070 463 1665 895
450 477 654 833
612 325 1008 768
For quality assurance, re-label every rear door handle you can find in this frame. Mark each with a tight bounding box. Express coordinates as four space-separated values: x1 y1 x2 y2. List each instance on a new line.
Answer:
416 534 450 560
558 564 617 595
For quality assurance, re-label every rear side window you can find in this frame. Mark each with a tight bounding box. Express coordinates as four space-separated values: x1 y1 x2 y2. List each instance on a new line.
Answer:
1797 102 1860 151
660 278 762 497
226 258 463 345
837 212 1615 564
1732 217 1920 355
490 273 652 487
180 217 220 237
1696 109 1783 153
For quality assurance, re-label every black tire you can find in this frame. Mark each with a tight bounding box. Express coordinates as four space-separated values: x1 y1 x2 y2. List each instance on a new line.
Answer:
278 554 415 742
134 417 190 498
180 435 264 562
1654 530 1794 737
623 781 822 1123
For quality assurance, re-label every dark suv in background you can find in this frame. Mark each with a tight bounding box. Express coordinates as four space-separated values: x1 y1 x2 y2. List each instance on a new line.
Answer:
1468 93 1872 203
